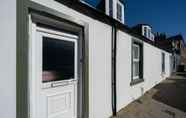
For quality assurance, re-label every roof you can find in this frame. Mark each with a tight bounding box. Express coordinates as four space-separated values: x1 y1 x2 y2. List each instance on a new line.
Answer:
132 24 152 28
55 0 172 53
119 0 126 4
167 34 184 41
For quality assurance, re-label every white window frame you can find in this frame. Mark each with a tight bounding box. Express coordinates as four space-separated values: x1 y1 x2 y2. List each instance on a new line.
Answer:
110 0 124 23
133 44 140 79
116 0 124 23
36 27 78 89
142 26 152 39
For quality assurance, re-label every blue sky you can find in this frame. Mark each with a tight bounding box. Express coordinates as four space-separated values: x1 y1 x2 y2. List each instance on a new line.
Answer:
82 0 186 40
126 0 186 40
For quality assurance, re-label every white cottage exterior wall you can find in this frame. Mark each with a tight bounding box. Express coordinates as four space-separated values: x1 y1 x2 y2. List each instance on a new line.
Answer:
0 0 172 118
0 0 16 118
29 0 172 117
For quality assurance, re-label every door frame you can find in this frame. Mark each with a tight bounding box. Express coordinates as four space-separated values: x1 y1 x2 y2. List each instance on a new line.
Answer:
36 27 79 89
30 24 79 118
29 13 88 118
17 1 89 118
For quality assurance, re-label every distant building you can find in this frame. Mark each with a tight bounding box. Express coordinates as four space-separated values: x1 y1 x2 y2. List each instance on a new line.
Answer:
131 24 155 42
167 35 186 69
155 34 186 72
181 46 186 65
154 33 172 52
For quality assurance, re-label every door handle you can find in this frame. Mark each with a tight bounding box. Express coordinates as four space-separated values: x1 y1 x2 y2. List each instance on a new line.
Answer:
51 81 69 87
51 79 78 88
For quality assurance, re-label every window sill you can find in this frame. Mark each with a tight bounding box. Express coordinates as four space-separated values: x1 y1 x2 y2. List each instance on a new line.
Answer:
130 78 144 86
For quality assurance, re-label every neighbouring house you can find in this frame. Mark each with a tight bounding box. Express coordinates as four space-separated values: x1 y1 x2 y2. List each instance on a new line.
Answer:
155 34 186 72
167 35 186 68
181 46 186 66
1 0 173 118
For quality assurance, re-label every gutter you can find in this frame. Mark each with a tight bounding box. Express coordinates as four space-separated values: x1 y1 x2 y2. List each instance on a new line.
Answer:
111 23 117 116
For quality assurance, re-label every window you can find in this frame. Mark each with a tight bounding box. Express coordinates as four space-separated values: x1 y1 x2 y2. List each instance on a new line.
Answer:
42 37 76 83
116 0 124 23
131 41 144 85
162 52 165 73
169 55 172 73
173 56 176 70
133 44 140 79
143 26 153 40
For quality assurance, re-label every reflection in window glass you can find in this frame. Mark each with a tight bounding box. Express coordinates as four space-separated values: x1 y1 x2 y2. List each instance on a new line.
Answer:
42 37 75 83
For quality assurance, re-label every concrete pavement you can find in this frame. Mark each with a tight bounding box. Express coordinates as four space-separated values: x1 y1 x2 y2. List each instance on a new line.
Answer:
112 74 186 118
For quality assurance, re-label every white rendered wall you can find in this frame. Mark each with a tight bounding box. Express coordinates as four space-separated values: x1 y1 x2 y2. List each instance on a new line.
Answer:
117 31 171 111
0 0 16 118
30 0 112 118
29 0 171 117
116 31 133 111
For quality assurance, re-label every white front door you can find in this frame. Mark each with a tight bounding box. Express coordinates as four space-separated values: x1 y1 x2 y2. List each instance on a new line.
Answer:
30 25 78 118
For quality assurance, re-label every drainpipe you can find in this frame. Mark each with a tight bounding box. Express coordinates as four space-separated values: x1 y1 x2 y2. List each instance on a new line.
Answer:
111 23 117 116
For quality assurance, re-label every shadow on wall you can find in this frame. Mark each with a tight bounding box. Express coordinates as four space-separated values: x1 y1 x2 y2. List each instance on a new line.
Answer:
152 79 186 112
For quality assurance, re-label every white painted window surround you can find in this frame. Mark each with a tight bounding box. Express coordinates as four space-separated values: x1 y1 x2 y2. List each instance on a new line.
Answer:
106 0 125 24
142 26 150 38
116 0 124 23
142 25 154 41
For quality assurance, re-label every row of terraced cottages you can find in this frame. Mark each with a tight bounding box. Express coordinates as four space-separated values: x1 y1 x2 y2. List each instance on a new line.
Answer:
1 0 173 118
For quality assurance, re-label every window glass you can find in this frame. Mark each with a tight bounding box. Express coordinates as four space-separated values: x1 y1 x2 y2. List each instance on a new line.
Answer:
162 53 165 73
42 37 75 83
133 44 139 59
133 62 139 77
132 42 143 80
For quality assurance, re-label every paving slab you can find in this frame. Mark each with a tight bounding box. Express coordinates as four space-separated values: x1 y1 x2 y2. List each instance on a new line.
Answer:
112 74 186 118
